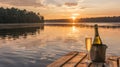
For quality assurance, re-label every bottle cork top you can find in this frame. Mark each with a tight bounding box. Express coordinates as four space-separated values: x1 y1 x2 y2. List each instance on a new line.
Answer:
94 24 98 29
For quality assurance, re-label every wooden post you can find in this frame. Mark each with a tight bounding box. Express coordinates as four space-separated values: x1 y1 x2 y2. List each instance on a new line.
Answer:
90 44 107 62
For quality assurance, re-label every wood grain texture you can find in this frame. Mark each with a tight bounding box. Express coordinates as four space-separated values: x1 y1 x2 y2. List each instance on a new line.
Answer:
47 52 119 67
107 56 120 67
47 51 79 67
62 52 86 67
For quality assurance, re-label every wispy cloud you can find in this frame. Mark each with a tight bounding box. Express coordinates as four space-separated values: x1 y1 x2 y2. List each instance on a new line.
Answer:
41 0 84 7
0 0 43 7
0 0 86 8
64 2 78 7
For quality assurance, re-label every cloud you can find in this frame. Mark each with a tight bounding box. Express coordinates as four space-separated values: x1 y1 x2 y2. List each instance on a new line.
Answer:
41 0 88 10
0 0 43 7
0 0 87 10
80 7 87 9
41 0 81 7
64 2 78 7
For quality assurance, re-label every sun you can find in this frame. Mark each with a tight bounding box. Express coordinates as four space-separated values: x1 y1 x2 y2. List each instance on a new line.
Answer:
71 16 76 20
71 16 76 24
71 13 79 21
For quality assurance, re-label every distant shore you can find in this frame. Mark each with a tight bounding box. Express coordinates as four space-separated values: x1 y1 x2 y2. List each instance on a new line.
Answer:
0 23 44 29
44 22 120 28
45 16 120 22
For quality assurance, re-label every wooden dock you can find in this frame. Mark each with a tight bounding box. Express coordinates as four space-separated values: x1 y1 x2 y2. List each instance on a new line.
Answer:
47 51 120 67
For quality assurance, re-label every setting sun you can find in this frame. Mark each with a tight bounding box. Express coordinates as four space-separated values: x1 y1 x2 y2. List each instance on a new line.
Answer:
71 13 79 21
71 16 76 20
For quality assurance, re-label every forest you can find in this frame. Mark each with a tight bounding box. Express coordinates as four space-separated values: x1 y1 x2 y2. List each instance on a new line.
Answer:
46 16 120 23
0 7 44 23
79 16 120 22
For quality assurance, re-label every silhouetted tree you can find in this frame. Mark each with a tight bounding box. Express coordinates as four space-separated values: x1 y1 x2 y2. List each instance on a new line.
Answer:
0 7 44 23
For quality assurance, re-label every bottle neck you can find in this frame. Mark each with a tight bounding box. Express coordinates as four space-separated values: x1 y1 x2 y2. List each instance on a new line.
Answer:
95 27 99 36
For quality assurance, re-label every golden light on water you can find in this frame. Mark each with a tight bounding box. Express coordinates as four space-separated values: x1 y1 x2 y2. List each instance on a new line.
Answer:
67 26 79 39
72 22 75 24
72 26 76 32
71 26 79 33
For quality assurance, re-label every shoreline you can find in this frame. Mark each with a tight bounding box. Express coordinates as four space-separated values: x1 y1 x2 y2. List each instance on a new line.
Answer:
0 23 44 29
44 22 120 28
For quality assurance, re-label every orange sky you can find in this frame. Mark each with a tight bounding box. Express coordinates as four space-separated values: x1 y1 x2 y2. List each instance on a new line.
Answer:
0 0 120 19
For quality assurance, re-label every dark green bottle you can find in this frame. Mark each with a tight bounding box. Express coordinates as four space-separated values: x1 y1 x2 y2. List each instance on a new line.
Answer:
93 24 102 45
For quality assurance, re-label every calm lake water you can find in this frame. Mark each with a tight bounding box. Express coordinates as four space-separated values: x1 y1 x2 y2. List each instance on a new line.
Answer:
0 22 120 67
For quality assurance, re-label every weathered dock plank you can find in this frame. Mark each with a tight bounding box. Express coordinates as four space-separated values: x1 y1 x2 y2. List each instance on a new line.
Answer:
47 51 119 67
62 52 87 67
76 63 87 67
47 51 79 67
107 56 120 67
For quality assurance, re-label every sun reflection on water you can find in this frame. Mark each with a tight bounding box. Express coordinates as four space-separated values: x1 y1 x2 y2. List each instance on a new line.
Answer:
71 26 78 33
67 25 79 40
72 22 75 25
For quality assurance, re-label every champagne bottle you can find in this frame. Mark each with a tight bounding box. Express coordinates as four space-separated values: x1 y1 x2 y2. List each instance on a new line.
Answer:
93 24 102 45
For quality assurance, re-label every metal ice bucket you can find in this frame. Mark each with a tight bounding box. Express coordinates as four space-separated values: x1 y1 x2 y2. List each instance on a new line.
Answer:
90 44 107 62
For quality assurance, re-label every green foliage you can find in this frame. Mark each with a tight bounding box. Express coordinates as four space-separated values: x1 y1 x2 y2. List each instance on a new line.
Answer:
0 7 44 23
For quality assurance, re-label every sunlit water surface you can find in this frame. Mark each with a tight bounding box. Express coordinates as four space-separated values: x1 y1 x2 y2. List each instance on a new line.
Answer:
0 22 120 67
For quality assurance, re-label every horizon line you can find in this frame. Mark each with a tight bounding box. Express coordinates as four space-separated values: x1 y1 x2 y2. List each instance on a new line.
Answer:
45 16 120 20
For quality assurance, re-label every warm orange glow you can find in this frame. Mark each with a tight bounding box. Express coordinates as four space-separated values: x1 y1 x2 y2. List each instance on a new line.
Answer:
72 26 76 32
71 26 78 33
72 22 75 24
71 16 77 24
71 16 76 21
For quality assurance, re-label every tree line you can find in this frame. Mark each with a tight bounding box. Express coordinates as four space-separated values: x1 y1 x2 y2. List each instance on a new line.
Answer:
45 19 69 22
46 16 120 23
0 7 44 23
79 16 120 22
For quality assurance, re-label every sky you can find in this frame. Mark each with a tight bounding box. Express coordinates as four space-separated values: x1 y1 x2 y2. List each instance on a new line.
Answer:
0 0 120 19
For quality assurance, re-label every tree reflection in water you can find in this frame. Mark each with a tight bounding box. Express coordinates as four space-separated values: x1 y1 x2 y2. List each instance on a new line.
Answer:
0 25 44 40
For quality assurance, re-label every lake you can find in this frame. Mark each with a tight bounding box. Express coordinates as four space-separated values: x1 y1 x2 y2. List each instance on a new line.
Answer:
0 22 120 67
